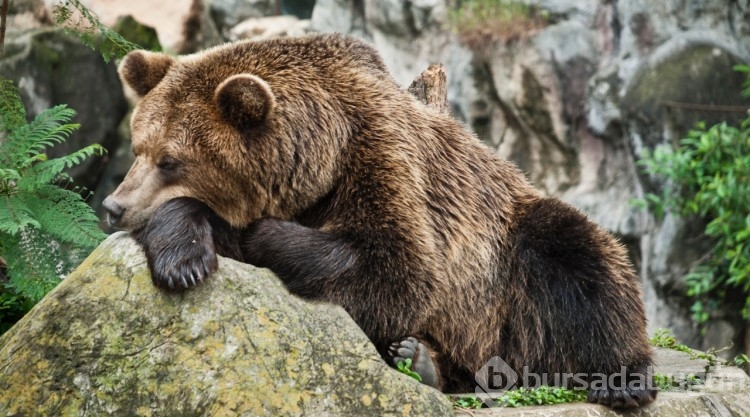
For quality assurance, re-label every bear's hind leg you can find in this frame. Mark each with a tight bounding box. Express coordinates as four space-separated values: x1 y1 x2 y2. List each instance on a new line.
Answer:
388 336 442 389
514 197 656 409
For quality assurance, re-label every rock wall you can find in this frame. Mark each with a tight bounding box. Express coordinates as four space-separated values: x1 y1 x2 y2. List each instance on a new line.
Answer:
310 0 750 354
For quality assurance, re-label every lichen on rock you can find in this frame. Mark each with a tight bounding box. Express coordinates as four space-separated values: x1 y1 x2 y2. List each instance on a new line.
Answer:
0 232 453 416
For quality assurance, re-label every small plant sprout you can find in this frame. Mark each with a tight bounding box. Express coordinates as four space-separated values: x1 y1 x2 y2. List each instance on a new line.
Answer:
395 358 422 382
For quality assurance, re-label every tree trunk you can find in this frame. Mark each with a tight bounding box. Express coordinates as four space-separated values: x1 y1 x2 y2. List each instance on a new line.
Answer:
408 63 450 115
0 0 9 57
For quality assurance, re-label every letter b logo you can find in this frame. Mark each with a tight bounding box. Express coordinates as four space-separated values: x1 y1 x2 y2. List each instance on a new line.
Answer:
475 356 518 407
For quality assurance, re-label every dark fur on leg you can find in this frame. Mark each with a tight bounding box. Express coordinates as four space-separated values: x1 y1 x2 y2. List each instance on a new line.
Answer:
242 217 435 350
133 197 242 290
513 198 656 408
242 218 360 299
242 218 456 389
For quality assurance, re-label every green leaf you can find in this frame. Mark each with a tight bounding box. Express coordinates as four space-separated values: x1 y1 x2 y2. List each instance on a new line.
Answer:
0 168 21 183
20 144 105 190
0 194 41 234
4 105 78 169
451 395 484 409
53 0 142 62
395 358 423 382
734 65 750 97
23 185 106 248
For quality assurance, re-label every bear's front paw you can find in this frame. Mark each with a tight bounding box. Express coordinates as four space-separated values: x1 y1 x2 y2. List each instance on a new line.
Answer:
134 198 220 290
147 236 218 290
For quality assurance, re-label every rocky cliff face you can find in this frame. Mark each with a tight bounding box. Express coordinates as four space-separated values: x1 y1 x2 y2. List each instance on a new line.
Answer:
311 0 750 355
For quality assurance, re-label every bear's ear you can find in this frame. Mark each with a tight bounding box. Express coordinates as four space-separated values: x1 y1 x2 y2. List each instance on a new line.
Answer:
214 74 275 128
118 51 175 97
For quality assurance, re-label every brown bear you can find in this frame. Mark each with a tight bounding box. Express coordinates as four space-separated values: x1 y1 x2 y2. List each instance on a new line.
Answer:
102 33 656 408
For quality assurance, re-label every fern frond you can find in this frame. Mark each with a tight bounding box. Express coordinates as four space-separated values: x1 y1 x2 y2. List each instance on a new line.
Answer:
0 168 20 183
0 5 120 313
0 79 27 134
53 0 141 62
4 226 93 303
2 229 64 302
23 185 106 248
0 195 41 235
5 105 79 169
19 144 106 190
96 26 143 63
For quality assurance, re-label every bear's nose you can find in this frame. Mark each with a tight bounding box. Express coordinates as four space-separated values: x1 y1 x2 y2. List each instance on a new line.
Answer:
102 197 125 227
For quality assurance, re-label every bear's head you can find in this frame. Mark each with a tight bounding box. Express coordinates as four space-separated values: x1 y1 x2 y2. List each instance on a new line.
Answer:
103 35 390 231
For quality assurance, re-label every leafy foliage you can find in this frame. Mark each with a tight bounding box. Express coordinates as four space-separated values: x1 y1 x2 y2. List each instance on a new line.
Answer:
451 395 484 409
451 386 587 409
0 0 141 335
653 372 678 391
0 79 26 131
495 386 587 408
637 67 750 326
0 80 106 331
649 328 694 353
650 328 749 373
653 372 703 392
52 0 140 62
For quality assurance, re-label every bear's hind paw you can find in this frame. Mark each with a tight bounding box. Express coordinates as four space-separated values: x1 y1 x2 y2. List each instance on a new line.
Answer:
388 336 441 389
587 386 656 409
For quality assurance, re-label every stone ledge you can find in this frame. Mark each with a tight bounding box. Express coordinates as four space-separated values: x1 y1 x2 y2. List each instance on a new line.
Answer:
454 348 750 416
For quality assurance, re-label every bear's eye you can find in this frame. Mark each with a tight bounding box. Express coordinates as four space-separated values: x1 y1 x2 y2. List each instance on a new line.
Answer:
157 157 180 172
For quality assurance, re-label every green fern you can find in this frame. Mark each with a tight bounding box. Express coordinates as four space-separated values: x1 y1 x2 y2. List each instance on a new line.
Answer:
0 0 136 334
0 79 27 132
2 231 68 303
4 106 81 172
0 79 106 310
52 0 141 62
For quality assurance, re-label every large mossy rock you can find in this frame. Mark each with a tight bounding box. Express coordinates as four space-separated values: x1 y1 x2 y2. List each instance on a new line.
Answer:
0 233 453 416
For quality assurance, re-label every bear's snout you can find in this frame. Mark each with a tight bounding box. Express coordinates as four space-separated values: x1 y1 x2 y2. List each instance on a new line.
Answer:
102 197 125 227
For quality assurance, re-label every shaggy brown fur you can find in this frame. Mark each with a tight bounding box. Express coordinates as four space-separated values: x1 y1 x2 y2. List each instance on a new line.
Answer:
103 33 655 408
